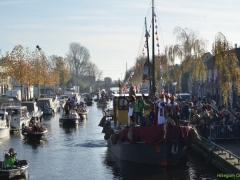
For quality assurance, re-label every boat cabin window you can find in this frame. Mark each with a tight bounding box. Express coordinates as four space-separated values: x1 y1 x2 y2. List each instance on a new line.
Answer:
118 98 128 110
0 114 3 120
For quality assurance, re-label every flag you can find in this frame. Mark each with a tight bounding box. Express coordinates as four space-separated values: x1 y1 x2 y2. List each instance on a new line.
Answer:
208 76 211 82
160 64 163 72
214 75 217 83
162 80 165 87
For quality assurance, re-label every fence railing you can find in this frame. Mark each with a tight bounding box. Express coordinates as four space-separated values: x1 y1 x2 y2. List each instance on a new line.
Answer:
209 125 240 140
200 136 240 166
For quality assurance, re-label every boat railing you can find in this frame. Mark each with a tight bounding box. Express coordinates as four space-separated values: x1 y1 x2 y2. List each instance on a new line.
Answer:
200 136 240 166
1 102 21 108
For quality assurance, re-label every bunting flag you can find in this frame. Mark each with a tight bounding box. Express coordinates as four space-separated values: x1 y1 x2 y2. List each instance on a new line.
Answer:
157 43 159 47
155 25 158 28
214 75 218 83
160 64 163 72
162 80 165 87
142 60 149 80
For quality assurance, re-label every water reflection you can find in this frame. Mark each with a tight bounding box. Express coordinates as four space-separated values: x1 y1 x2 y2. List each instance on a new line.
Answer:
103 150 170 180
103 149 219 180
23 140 47 149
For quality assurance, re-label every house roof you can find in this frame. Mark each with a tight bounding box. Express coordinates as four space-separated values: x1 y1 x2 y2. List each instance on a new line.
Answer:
235 48 240 62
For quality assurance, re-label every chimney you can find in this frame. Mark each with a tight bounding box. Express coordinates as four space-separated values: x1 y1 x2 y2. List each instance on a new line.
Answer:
235 43 237 49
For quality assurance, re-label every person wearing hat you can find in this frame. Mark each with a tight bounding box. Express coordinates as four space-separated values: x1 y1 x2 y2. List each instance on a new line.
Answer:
9 148 17 163
142 93 158 124
4 153 13 169
4 149 17 169
153 94 166 125
133 95 150 126
166 95 181 123
124 95 136 123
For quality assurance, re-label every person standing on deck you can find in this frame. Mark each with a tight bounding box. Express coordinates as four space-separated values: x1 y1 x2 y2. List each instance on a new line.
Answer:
142 93 157 124
166 96 181 124
133 96 150 126
124 95 136 124
153 94 166 125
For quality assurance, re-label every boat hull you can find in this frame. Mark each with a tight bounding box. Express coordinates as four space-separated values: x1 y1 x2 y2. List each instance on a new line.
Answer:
0 160 29 179
0 128 9 139
22 130 48 141
107 139 187 166
86 101 94 106
59 118 79 124
43 108 55 115
78 111 89 116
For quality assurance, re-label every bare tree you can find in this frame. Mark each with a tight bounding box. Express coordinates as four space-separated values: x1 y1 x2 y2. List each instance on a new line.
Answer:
85 62 103 80
66 42 90 86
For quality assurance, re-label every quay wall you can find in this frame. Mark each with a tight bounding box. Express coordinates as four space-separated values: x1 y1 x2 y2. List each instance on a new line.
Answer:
190 141 240 180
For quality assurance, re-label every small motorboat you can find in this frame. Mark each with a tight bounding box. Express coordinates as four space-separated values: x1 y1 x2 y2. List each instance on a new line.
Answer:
22 123 48 141
0 149 29 179
59 110 80 124
78 107 89 116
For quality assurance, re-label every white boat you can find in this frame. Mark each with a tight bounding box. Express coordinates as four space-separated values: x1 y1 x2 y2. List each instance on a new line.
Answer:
59 109 80 124
36 98 58 115
0 149 29 179
78 109 89 116
0 109 10 139
57 95 68 112
21 101 43 121
64 91 81 104
1 102 31 131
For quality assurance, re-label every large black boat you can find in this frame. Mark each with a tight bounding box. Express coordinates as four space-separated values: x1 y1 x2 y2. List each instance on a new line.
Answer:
99 0 200 166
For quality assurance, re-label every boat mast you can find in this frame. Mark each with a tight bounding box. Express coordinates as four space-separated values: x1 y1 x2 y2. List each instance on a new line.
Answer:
151 0 156 95
145 17 151 93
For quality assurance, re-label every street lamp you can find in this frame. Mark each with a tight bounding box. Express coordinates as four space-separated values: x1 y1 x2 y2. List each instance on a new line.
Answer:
36 45 42 97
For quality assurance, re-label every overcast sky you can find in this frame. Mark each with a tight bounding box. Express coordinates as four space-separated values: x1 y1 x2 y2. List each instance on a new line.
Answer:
0 0 240 81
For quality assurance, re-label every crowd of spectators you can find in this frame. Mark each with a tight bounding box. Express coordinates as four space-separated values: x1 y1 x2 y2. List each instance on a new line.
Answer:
180 96 240 141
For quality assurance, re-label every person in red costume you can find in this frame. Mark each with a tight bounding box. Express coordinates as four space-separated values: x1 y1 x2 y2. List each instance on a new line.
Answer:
153 93 166 125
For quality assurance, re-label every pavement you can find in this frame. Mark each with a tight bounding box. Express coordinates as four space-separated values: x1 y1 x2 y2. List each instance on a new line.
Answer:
215 141 240 157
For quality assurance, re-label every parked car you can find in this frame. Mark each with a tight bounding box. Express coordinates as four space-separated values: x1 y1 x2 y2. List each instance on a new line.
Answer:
140 88 149 94
175 93 191 102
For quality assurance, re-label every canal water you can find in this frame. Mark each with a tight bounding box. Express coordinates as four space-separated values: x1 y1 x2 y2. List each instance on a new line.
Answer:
0 99 221 180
